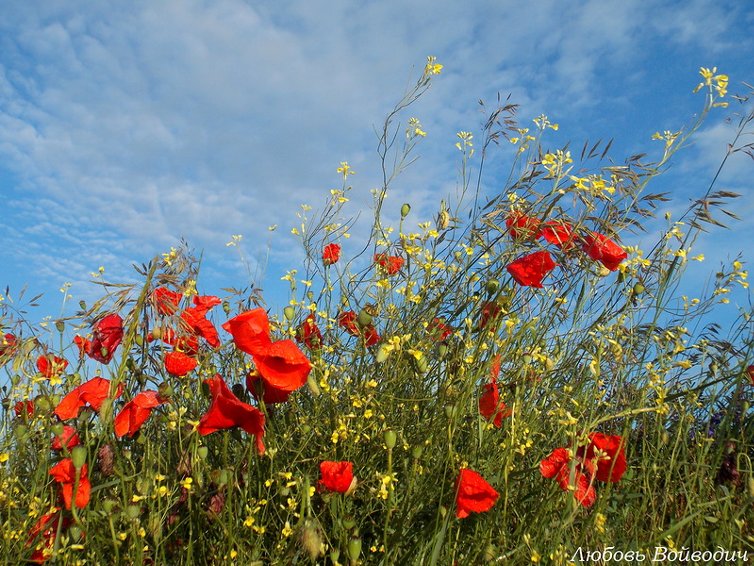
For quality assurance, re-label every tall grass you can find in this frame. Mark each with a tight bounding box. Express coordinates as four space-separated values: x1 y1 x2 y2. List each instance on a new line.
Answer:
1 61 753 565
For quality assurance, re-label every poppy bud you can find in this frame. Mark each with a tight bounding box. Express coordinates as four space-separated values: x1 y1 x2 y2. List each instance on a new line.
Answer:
347 537 362 563
158 382 174 399
15 424 28 441
222 301 231 315
384 430 397 449
330 550 341 564
79 300 87 310
69 525 83 542
218 469 230 486
71 446 87 469
633 283 645 295
284 306 295 321
400 203 411 218
197 446 209 460
300 519 323 560
51 422 65 437
126 505 141 520
485 279 500 295
55 320 66 333
307 374 321 396
151 326 163 340
102 499 116 513
35 396 51 413
342 517 356 530
412 446 423 459
135 334 144 347
438 344 448 358
357 309 373 328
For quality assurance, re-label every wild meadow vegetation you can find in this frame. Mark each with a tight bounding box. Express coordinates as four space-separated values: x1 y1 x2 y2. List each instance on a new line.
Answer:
1 60 754 565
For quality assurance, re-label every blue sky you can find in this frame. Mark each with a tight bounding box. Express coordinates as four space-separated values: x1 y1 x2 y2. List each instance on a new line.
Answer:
0 0 752 324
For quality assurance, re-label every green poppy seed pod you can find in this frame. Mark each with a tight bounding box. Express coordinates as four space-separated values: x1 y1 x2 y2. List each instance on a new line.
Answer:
100 346 109 359
102 499 116 514
301 424 311 435
55 320 65 333
136 433 147 444
400 203 411 218
151 326 163 340
485 279 500 295
437 343 448 358
123 448 132 460
34 396 51 413
222 300 231 315
357 309 373 328
743 401 750 414
197 446 209 460
126 505 141 520
71 446 87 469
134 334 144 347
347 537 362 564
51 422 65 437
633 283 645 295
384 430 397 450
79 300 87 310
412 446 423 459
283 306 295 321
444 404 456 419
522 354 533 365
330 550 341 564
375 344 391 363
279 487 290 497
415 356 429 374
342 517 356 530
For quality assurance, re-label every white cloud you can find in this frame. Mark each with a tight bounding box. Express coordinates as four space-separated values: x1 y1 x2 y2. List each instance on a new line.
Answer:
0 0 750 317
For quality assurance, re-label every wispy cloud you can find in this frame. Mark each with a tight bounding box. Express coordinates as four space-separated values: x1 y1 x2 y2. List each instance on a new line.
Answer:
0 0 750 317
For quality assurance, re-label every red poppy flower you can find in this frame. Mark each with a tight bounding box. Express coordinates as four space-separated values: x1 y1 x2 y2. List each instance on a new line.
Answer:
428 318 453 342
296 315 323 350
197 374 266 454
86 313 124 364
479 356 512 427
747 365 754 385
49 459 90 509
577 432 627 483
0 333 17 358
319 460 356 494
54 377 124 421
507 250 557 288
539 447 596 508
14 400 34 418
114 390 166 438
478 302 502 330
51 425 81 451
246 370 291 404
582 232 627 271
323 243 341 266
164 351 198 377
253 340 312 392
506 212 542 240
374 253 404 275
337 311 379 345
152 287 183 316
26 508 68 564
540 221 576 250
338 311 360 336
455 468 499 519
150 327 200 355
180 297 221 348
362 324 380 346
36 355 68 379
222 308 273 355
